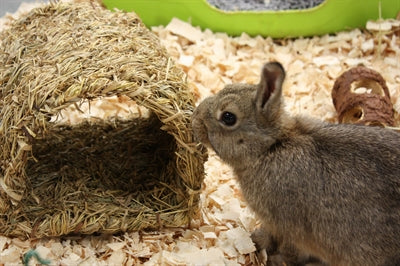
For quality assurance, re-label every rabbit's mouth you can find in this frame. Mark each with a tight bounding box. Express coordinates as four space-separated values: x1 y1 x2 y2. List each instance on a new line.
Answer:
193 125 220 157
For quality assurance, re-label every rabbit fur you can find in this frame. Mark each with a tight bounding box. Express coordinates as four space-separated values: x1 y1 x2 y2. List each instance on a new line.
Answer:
192 62 400 266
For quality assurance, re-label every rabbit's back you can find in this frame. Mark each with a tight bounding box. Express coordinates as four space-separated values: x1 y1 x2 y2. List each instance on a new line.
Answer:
237 119 400 265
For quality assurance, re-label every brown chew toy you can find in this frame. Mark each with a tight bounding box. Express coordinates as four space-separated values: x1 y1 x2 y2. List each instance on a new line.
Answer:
332 66 394 127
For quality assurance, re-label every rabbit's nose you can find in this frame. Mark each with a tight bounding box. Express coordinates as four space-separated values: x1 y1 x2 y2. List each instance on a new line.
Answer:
192 116 211 147
192 101 208 122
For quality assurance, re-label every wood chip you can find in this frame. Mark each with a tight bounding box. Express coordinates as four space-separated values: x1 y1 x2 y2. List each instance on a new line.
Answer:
165 17 203 42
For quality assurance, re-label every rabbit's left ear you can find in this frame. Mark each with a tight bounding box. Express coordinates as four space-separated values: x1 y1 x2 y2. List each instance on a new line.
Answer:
255 62 285 111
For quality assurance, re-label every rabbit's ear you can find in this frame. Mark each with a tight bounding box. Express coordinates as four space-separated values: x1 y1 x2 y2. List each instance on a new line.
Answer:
255 62 285 110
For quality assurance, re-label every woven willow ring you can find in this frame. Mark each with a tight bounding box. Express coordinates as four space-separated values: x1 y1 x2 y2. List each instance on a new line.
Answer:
332 66 394 127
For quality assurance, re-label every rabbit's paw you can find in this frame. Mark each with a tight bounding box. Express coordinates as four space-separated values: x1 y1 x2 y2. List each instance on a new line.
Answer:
251 227 281 265
251 227 278 252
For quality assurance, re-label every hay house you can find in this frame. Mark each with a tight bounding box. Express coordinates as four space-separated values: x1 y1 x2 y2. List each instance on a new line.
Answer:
0 2 207 238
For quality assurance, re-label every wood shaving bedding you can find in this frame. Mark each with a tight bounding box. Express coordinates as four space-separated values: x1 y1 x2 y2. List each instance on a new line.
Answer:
0 2 399 265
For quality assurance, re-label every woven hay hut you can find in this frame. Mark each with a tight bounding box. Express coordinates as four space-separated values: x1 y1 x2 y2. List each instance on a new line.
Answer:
0 1 207 238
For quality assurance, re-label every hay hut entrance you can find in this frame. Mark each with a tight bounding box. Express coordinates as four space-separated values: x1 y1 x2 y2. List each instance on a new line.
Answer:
26 101 176 194
26 114 176 194
20 98 180 236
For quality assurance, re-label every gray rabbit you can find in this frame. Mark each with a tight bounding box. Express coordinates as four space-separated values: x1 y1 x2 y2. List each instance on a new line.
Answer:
192 62 400 265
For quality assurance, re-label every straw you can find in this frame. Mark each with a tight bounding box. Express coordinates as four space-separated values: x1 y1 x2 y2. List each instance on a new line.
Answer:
0 1 207 238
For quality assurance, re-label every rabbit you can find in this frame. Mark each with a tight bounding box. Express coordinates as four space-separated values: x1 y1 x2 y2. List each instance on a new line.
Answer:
192 62 400 266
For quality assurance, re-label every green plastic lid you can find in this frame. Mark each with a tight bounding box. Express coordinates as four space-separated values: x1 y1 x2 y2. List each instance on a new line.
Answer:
102 0 400 38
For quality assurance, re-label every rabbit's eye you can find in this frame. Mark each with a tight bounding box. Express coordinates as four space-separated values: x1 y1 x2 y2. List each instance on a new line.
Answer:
221 111 237 126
